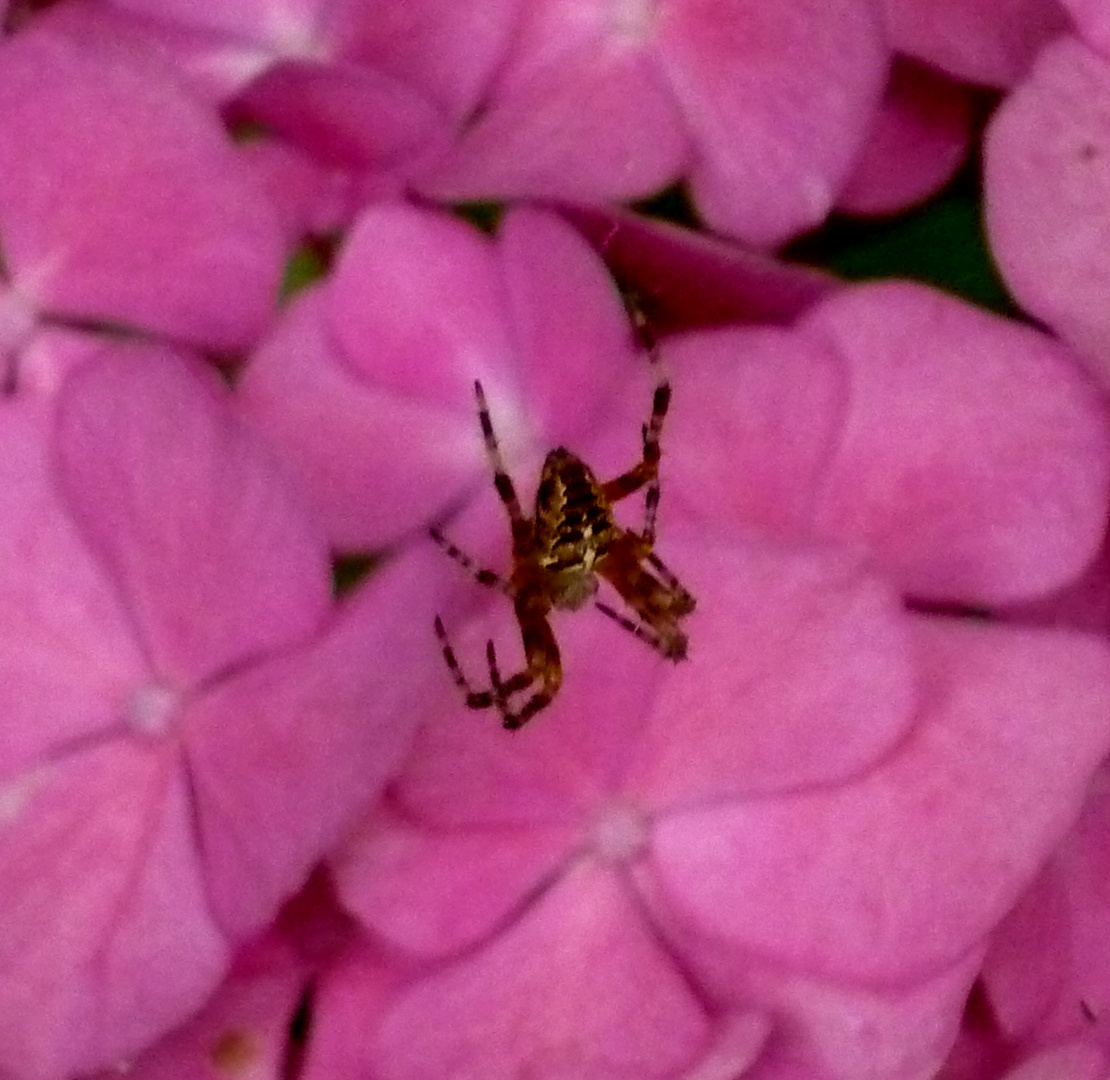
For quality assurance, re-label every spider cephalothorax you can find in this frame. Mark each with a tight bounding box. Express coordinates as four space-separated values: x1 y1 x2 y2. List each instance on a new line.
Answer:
432 358 694 729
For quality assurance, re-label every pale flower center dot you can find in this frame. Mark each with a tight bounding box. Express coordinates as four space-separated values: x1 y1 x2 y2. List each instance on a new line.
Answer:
610 0 656 39
591 800 649 863
128 683 180 738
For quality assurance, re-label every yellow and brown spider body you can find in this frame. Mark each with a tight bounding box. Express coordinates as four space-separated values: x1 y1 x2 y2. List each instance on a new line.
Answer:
433 370 694 729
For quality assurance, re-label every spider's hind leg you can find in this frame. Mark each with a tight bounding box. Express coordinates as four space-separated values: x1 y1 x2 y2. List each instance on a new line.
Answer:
433 615 496 709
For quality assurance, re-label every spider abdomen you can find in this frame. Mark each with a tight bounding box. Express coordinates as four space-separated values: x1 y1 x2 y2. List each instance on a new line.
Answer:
534 448 616 609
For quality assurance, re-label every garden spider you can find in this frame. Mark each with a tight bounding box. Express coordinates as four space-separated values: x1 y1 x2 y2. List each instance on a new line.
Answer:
431 345 695 729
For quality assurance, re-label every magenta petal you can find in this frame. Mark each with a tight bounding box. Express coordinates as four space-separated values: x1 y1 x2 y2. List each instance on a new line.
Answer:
233 58 449 174
650 618 1110 982
885 0 1071 88
55 344 331 686
371 865 709 1080
985 37 1110 379
656 0 888 245
837 57 974 217
183 547 434 937
562 204 837 331
0 20 283 351
0 741 228 1079
802 282 1110 603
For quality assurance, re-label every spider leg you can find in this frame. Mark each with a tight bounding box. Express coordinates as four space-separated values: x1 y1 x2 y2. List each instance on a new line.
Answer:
488 592 563 729
429 527 509 592
596 538 691 660
474 380 532 551
433 616 496 708
643 550 696 616
594 600 675 655
601 378 670 544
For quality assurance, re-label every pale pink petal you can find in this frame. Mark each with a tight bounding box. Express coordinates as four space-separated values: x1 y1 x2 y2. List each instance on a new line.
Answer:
1061 0 1110 55
884 0 1071 87
371 865 709 1080
333 805 580 956
649 618 1110 983
415 0 689 202
0 19 284 351
183 546 437 937
0 402 145 775
985 36 1110 382
55 344 331 686
837 57 975 217
698 954 982 1080
656 0 888 245
0 741 228 1078
89 936 309 1080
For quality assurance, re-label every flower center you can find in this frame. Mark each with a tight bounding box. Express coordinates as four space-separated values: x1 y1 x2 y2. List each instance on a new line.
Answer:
591 800 648 864
127 683 180 738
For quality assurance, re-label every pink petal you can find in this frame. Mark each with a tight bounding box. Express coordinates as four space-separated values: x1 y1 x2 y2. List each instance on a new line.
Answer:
649 618 1110 982
371 865 709 1080
183 546 437 937
415 0 688 202
0 401 145 775
0 741 228 1078
999 1040 1109 1080
800 283 1110 603
884 0 1071 88
700 954 981 1080
623 538 915 803
656 0 888 245
232 58 450 174
333 805 580 956
327 0 521 125
496 206 644 449
0 18 284 351
1061 0 1110 55
562 204 838 332
54 344 331 687
666 283 1110 605
88 935 309 1080
237 285 486 550
985 36 1110 382
837 57 975 217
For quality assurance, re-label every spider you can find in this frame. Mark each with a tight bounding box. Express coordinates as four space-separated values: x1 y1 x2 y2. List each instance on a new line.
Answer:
431 349 695 730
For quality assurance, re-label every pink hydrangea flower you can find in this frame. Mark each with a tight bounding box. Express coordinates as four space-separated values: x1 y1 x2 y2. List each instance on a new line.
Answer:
282 273 1110 1079
985 34 1110 391
0 18 285 381
0 345 426 1078
883 0 1069 88
71 0 888 247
